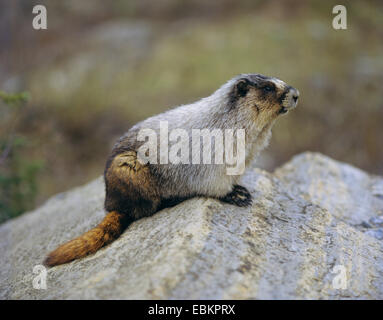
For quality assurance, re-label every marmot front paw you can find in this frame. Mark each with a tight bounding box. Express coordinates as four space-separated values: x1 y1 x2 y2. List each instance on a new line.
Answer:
220 185 253 207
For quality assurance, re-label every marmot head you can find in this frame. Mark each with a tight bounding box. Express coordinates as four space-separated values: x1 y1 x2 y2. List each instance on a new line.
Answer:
228 73 299 126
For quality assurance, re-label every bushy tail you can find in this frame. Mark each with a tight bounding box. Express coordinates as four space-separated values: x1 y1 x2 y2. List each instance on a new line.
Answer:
44 211 128 267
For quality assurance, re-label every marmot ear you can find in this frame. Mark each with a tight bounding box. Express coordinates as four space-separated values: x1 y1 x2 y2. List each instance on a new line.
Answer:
235 79 250 97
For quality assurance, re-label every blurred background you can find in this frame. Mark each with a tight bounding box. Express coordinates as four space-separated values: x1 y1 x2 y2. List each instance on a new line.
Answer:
1 0 382 223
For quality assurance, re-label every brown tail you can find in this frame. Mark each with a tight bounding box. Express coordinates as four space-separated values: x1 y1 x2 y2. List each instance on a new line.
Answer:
44 211 129 267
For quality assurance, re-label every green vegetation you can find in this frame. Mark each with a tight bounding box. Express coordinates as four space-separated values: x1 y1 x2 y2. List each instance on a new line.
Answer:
0 91 43 223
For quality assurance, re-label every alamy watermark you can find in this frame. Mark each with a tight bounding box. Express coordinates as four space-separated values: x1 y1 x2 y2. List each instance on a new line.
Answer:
32 265 47 290
331 265 348 290
332 5 347 30
32 5 47 30
136 121 246 175
32 4 348 31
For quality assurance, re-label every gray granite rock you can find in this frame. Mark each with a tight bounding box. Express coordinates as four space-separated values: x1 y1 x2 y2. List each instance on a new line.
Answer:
1 152 383 299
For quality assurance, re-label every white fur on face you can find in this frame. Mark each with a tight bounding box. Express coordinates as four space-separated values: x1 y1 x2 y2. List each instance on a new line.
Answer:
270 78 287 91
282 87 299 110
268 77 299 110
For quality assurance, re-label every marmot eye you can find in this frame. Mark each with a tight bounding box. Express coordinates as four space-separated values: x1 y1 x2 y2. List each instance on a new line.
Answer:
263 85 274 92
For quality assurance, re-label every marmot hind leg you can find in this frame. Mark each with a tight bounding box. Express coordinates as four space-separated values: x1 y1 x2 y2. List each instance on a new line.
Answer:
104 150 161 220
219 184 253 207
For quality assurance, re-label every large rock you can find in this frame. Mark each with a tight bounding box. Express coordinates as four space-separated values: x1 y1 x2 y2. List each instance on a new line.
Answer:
1 152 383 299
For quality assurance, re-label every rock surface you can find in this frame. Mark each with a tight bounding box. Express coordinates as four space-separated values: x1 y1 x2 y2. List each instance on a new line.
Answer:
1 152 383 299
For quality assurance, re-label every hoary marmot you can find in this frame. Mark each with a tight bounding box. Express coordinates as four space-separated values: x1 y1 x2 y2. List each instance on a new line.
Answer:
44 73 299 267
